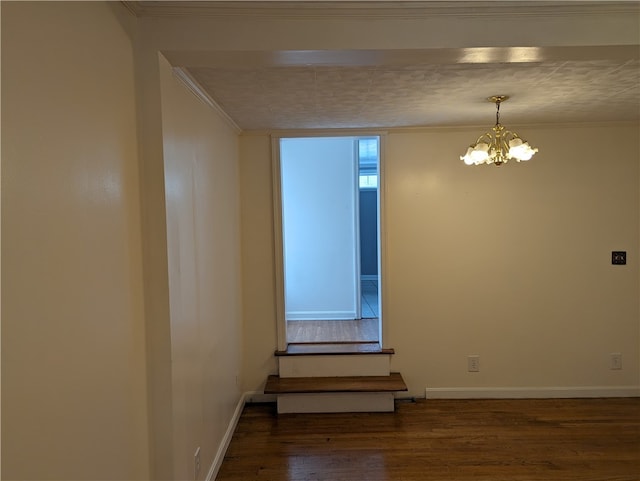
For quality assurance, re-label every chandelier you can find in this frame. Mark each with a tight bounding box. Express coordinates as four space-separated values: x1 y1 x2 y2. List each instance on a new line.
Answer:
461 95 538 166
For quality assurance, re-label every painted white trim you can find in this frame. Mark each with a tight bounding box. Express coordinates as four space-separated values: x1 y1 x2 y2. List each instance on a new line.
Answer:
205 393 246 481
352 138 362 321
242 121 639 138
425 386 640 399
277 392 394 414
377 133 387 347
278 354 391 378
285 310 358 321
272 133 386 347
271 137 288 352
360 274 379 281
172 67 242 133
128 2 640 20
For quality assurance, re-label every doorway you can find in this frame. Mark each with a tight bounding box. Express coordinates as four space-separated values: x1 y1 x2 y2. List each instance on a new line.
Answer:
274 135 382 347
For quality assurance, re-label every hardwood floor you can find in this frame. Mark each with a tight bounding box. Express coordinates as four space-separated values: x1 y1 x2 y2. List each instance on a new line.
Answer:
287 319 379 343
216 398 640 481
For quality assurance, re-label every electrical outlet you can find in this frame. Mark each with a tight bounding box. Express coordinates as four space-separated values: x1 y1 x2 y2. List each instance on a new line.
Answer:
468 355 480 372
610 353 622 370
194 447 201 480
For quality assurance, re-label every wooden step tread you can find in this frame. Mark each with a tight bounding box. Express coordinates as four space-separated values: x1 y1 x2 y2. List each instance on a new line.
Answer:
275 342 394 356
265 373 408 394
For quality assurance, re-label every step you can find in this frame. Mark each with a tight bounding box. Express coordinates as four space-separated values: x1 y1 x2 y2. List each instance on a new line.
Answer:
275 342 393 378
275 342 394 356
265 373 408 414
265 372 407 394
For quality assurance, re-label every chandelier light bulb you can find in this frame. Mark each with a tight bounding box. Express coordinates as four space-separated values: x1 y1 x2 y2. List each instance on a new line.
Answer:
508 138 538 161
461 95 538 166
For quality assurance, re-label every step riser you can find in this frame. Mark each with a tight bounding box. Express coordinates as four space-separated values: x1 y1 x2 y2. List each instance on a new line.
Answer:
277 393 395 414
278 354 391 378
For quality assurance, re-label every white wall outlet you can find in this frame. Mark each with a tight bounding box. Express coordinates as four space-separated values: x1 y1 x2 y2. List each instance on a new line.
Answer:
467 355 480 372
610 353 622 370
194 447 201 480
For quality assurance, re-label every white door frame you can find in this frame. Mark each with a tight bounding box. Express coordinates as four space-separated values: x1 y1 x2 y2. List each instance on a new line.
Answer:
271 132 387 351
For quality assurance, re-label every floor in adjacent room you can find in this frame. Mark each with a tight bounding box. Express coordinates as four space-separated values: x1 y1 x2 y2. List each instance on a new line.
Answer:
286 279 380 343
360 278 379 318
286 318 379 343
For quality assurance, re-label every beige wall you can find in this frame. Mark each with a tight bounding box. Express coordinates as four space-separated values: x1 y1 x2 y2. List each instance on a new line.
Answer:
240 135 280 388
1 2 149 480
159 57 243 480
2 2 638 480
141 7 638 53
240 123 640 397
131 0 639 402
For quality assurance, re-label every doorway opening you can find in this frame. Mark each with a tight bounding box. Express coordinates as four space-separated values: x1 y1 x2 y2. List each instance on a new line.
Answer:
274 135 382 347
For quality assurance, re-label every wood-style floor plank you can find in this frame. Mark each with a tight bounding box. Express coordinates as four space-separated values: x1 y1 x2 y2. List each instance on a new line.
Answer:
216 398 640 481
287 319 379 343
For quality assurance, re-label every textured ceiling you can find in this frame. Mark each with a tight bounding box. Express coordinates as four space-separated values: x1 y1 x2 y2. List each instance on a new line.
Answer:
130 1 640 131
186 56 640 130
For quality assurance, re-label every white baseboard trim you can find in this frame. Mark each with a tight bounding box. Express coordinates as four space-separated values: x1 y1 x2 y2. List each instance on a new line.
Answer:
425 385 640 399
205 392 247 481
286 310 357 321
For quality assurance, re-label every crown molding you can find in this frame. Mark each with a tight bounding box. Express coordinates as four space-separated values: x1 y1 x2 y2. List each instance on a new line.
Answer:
122 1 640 19
172 68 242 133
239 119 639 136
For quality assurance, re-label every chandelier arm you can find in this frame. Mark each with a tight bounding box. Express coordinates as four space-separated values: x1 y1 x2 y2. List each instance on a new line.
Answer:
473 132 494 145
501 129 522 141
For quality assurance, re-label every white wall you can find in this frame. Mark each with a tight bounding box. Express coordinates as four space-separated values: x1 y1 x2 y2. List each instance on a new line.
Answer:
159 56 243 481
241 123 640 397
1 2 149 479
280 137 359 321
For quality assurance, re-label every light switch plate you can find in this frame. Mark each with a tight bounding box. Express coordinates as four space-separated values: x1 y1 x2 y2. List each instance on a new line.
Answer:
612 251 626 265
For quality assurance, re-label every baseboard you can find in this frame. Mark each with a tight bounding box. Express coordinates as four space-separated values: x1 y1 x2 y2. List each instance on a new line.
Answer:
425 385 640 399
286 310 357 321
205 392 247 481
